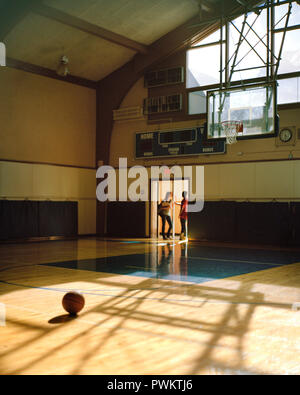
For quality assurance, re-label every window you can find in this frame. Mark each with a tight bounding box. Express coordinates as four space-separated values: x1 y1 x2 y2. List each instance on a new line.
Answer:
187 2 300 112
187 27 225 89
275 2 300 104
187 45 223 88
275 30 300 75
228 10 268 82
275 1 300 29
188 91 207 115
277 77 300 104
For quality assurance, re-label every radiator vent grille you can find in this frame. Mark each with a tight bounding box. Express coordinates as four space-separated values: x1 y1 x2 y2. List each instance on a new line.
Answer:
144 67 184 88
143 94 183 115
113 106 144 121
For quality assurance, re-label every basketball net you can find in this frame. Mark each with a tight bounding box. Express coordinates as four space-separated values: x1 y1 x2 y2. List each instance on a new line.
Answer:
221 121 243 145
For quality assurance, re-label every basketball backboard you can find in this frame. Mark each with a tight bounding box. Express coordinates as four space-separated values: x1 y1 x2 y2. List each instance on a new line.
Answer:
207 83 276 140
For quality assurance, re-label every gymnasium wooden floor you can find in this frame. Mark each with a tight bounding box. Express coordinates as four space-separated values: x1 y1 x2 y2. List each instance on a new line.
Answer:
0 238 300 375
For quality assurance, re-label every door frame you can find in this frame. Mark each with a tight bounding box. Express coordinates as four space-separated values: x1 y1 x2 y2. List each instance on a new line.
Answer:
150 177 190 239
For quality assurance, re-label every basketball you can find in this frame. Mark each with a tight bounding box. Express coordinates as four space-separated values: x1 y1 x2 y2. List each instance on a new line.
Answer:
62 291 85 315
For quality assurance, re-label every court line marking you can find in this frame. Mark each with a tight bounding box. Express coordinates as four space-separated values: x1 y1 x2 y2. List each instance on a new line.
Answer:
0 259 297 297
126 265 156 271
186 256 287 266
48 254 292 269
0 279 293 308
125 257 288 267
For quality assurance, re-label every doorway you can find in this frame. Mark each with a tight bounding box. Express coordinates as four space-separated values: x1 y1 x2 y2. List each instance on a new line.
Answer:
150 178 189 239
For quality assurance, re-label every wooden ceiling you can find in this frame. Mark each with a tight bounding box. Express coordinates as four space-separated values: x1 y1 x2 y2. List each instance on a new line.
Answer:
0 0 262 85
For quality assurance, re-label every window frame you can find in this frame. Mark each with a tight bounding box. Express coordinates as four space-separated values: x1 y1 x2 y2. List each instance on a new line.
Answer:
186 3 300 116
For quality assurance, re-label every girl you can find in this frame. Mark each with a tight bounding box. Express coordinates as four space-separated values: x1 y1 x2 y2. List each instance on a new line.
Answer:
178 191 188 240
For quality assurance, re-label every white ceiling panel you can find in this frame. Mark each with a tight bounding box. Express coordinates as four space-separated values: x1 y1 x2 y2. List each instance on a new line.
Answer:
4 13 136 81
44 0 200 45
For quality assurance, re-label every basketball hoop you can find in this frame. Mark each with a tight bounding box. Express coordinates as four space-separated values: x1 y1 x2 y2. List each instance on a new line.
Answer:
221 121 243 145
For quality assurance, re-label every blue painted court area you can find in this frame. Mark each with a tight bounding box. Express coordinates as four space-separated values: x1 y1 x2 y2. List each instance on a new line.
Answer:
45 243 300 284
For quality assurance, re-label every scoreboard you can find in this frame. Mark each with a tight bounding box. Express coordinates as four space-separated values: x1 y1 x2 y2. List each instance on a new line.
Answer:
135 127 225 159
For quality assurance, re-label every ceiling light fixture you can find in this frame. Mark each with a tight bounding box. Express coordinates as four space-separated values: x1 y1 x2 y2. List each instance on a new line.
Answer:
56 55 69 77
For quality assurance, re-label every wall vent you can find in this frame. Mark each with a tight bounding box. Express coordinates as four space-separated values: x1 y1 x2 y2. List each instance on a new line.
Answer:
144 67 184 88
113 106 144 121
143 94 183 115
